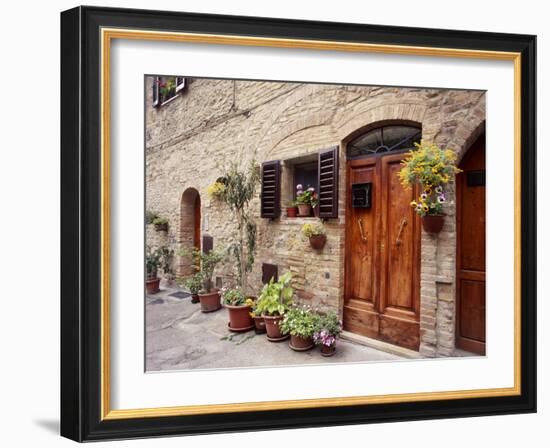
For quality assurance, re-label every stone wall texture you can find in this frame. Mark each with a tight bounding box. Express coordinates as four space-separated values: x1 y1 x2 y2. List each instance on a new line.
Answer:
145 77 486 357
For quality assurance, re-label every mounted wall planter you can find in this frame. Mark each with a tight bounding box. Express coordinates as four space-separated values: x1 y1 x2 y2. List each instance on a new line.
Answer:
198 290 221 313
422 215 445 234
154 222 168 231
309 234 327 250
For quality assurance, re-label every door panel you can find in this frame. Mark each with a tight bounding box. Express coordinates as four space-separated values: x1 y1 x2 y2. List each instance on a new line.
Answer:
344 153 420 351
456 134 486 355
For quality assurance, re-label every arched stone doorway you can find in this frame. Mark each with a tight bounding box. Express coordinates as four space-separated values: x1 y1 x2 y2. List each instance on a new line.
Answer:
179 188 201 277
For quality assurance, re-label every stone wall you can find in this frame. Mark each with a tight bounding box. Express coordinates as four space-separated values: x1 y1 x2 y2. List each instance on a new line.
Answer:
145 77 485 357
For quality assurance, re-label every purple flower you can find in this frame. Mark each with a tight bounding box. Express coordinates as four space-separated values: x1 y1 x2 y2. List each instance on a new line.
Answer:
437 194 446 203
296 184 303 190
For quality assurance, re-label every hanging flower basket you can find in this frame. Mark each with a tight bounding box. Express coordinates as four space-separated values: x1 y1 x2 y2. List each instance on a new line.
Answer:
422 215 445 234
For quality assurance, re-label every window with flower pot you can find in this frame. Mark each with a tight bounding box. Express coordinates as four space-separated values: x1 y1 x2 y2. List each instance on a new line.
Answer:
260 147 339 219
152 76 186 107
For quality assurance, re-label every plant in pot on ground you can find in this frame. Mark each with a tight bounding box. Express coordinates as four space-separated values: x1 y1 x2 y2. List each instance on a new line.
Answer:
222 288 255 332
255 272 294 342
145 246 162 294
295 184 315 216
181 272 203 304
313 312 342 356
215 159 259 296
302 223 327 250
280 305 318 351
398 141 461 234
180 247 225 313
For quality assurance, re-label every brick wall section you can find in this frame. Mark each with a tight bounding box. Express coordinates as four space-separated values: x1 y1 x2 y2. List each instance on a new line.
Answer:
145 77 485 357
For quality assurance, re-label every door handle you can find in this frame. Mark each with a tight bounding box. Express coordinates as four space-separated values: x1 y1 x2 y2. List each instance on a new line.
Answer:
358 218 368 243
395 218 408 246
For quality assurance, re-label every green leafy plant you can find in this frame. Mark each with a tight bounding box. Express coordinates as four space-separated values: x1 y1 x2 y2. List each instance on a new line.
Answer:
216 160 260 294
180 272 203 295
222 288 247 306
255 272 294 316
280 306 318 338
145 246 162 279
145 210 159 224
152 216 168 226
179 247 225 293
301 223 325 238
398 141 461 217
157 246 174 276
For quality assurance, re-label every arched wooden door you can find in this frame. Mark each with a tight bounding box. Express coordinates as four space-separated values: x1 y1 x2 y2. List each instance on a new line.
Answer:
456 134 486 355
179 188 201 277
343 124 421 351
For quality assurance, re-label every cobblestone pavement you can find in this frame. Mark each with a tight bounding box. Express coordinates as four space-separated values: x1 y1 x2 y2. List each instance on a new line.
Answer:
146 286 405 372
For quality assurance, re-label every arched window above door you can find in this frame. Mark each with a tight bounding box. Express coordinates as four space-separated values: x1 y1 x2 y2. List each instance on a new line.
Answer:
347 124 421 159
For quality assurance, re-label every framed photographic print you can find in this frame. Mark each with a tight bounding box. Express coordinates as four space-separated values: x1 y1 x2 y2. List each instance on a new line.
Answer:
60 6 537 442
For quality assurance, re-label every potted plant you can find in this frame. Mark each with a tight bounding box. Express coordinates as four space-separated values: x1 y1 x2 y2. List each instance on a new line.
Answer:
255 272 294 342
206 180 226 200
286 200 298 218
313 312 342 356
181 272 203 303
217 160 259 296
180 247 225 312
295 184 315 216
222 288 255 332
152 216 169 232
398 141 461 234
145 246 161 294
280 306 317 351
249 299 266 334
302 223 327 250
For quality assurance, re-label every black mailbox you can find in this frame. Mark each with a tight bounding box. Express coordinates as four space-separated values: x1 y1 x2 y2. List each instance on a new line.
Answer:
352 183 371 208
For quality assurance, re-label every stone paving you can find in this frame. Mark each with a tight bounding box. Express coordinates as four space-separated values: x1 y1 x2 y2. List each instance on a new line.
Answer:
146 286 404 372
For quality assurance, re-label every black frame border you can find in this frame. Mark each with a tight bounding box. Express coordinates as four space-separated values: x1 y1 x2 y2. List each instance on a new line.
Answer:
61 6 536 442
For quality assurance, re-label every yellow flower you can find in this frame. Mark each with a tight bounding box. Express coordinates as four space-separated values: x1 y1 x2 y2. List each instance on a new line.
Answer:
410 201 417 207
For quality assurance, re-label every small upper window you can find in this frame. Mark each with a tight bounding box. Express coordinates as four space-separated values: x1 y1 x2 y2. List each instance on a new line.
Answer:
347 124 421 159
152 76 186 108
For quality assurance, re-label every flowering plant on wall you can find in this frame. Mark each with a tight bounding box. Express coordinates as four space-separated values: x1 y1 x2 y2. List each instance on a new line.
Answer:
295 184 315 205
207 181 226 199
398 141 461 218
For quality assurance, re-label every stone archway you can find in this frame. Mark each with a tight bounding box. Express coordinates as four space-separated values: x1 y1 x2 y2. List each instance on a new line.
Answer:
179 187 201 277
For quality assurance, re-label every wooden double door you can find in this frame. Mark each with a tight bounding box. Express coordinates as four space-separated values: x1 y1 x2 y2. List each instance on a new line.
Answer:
344 153 421 351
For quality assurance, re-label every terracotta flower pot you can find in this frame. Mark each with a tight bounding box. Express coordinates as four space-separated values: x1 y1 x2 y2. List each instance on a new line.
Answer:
289 335 314 351
309 234 327 250
145 278 160 295
253 316 266 334
286 207 298 218
262 314 289 342
297 204 312 217
191 293 200 304
422 215 445 234
198 290 221 313
320 344 336 357
226 304 254 332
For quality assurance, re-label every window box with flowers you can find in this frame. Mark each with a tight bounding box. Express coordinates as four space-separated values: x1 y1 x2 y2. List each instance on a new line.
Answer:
398 141 461 234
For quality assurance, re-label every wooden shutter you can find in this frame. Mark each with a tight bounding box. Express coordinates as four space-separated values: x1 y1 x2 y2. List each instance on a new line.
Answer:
260 160 281 218
152 76 160 108
318 147 339 219
175 77 186 93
